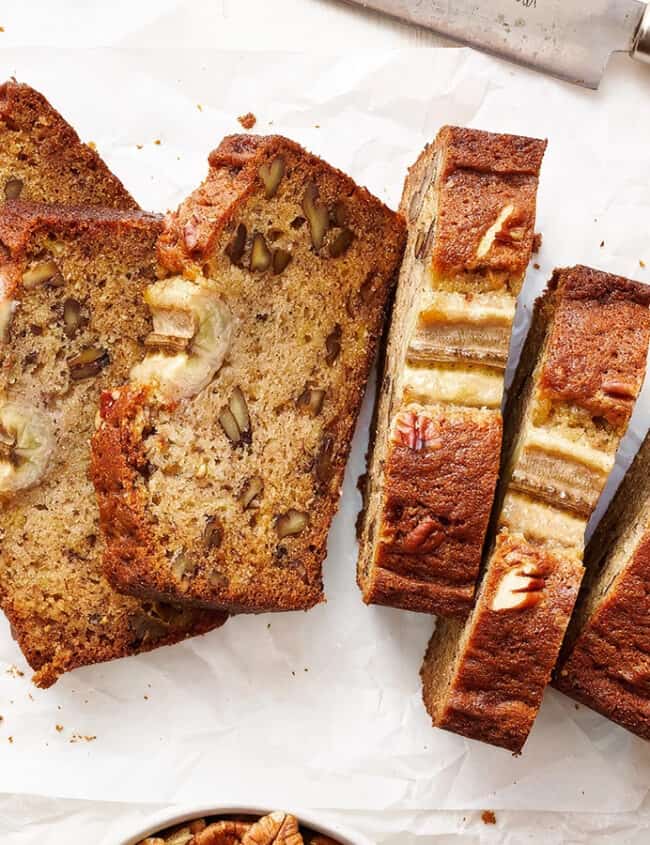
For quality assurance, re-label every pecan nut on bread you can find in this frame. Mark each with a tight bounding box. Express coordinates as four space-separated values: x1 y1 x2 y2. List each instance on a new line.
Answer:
421 266 650 752
554 431 650 740
0 80 137 209
357 127 546 618
92 135 406 613
0 202 226 687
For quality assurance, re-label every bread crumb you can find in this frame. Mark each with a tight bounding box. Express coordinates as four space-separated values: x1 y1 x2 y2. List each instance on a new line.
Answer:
0 27 5 33
481 810 496 825
144 695 149 700
533 262 540 270
8 736 13 744
154 139 161 146
238 112 257 130
640 260 646 268
197 104 203 112
6 665 24 678
600 240 605 248
70 733 96 744
532 232 542 253
136 144 143 150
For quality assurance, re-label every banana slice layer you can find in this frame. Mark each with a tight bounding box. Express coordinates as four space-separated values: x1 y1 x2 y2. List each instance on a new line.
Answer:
0 402 55 495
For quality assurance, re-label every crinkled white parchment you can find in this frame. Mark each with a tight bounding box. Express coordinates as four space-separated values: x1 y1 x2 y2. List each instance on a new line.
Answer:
0 46 649 845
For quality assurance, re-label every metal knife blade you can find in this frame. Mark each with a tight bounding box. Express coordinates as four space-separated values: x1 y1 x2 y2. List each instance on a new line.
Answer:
344 0 650 88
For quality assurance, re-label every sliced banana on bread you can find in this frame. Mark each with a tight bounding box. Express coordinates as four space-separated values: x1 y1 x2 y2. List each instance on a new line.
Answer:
92 134 406 613
421 266 650 752
0 202 226 686
0 80 137 209
554 431 650 740
357 127 546 618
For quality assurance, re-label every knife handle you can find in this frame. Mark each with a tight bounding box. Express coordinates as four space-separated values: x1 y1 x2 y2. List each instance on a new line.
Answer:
632 3 650 64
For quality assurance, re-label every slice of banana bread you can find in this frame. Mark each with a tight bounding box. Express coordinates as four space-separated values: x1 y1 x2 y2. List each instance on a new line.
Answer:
421 266 650 752
0 80 137 209
554 431 650 739
357 127 546 618
92 134 406 613
0 201 226 687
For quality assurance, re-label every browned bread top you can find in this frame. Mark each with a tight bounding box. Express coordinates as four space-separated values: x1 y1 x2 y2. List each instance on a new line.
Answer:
540 266 650 428
554 432 650 739
0 80 138 209
415 127 546 284
159 134 401 274
93 134 406 613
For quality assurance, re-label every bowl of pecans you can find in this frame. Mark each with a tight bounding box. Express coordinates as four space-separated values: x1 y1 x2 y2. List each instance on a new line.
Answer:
120 807 373 845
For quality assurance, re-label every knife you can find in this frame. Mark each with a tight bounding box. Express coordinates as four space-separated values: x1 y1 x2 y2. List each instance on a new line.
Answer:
344 0 650 88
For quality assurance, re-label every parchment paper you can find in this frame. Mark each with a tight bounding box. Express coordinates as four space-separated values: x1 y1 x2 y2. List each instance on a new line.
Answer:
1 47 649 844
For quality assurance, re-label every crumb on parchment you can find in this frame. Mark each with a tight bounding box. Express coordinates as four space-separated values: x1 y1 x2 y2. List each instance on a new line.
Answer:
6 665 24 678
70 733 96 744
481 810 496 825
641 259 646 268
55 724 64 733
238 112 257 130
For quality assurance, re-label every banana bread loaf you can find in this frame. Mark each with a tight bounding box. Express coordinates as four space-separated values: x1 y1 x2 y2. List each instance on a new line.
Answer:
0 80 137 209
421 266 650 752
92 134 406 613
0 201 226 687
357 126 546 618
554 431 650 740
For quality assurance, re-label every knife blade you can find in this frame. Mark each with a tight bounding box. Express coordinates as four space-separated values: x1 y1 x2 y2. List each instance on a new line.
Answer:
344 0 650 88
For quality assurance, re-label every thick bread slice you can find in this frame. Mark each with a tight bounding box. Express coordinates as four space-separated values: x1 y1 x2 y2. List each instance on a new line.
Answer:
357 127 546 618
421 266 650 752
92 135 406 613
0 80 137 209
554 432 650 740
0 202 226 687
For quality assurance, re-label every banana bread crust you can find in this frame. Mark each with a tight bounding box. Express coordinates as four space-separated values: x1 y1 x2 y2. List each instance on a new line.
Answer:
358 128 545 618
540 266 650 427
0 80 137 209
433 127 547 281
94 134 406 612
0 203 226 686
363 406 502 617
554 433 650 739
421 265 650 752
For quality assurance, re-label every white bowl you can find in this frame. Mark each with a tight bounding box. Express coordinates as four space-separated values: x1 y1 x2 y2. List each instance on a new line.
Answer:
117 805 373 845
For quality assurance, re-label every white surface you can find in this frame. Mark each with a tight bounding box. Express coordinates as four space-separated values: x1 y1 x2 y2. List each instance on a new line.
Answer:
1 41 650 845
0 0 451 49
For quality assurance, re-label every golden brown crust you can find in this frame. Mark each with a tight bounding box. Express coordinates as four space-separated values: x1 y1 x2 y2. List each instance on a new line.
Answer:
359 127 545 619
554 529 650 739
94 134 406 613
0 80 138 209
540 266 650 428
362 407 502 618
423 533 583 752
554 433 650 739
433 127 547 283
421 265 650 752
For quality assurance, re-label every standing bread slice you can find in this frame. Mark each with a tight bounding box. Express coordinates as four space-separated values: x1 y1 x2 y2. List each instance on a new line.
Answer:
554 431 650 740
0 202 226 687
357 127 546 618
421 266 650 752
92 135 406 613
0 80 137 209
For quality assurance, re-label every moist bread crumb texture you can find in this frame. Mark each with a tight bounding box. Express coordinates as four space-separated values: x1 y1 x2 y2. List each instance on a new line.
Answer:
0 203 226 687
421 266 650 752
357 127 546 618
93 134 406 613
554 431 650 739
0 80 137 209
